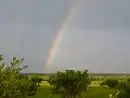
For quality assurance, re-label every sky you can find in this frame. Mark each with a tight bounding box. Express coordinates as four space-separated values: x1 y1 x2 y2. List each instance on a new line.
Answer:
0 0 130 73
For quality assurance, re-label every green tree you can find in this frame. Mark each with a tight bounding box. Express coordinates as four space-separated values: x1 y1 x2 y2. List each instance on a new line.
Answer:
100 78 119 88
116 81 130 98
48 69 90 98
0 54 41 98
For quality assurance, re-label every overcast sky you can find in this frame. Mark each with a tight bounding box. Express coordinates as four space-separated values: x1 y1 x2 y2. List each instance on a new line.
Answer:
0 0 130 73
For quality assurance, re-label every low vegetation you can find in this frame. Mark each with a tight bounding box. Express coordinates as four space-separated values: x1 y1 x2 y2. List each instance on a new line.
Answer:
1 54 130 98
0 55 42 98
48 69 90 98
100 78 119 88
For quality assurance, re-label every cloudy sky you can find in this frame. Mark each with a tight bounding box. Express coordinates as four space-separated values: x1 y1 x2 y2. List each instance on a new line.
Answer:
0 0 130 73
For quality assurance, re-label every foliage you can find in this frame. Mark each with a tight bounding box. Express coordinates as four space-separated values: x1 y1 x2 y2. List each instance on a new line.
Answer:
116 81 130 98
27 76 43 96
100 78 119 88
100 81 106 87
90 76 104 81
48 69 90 98
127 78 130 82
0 54 41 98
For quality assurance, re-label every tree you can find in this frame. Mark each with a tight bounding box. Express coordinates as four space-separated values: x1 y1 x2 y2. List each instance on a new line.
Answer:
0 54 41 98
100 78 119 88
48 69 90 98
116 81 130 98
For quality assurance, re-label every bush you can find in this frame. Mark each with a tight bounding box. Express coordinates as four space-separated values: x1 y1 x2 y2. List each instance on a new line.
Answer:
117 81 130 98
101 78 119 88
0 54 41 98
118 81 127 89
127 78 130 82
116 90 129 98
48 69 90 98
100 81 106 87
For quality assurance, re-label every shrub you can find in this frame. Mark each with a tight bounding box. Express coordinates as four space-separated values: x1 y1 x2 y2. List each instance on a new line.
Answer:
48 69 90 98
0 54 41 98
100 81 106 87
127 78 130 82
117 81 130 98
116 90 129 98
101 78 119 88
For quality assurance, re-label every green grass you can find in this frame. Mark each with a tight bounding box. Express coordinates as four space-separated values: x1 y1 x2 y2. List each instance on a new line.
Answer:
90 81 102 87
28 87 116 98
26 74 128 98
85 87 116 98
28 81 117 98
24 74 130 98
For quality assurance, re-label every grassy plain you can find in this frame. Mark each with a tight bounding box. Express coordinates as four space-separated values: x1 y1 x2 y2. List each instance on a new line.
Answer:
28 81 117 98
26 73 130 98
29 87 116 98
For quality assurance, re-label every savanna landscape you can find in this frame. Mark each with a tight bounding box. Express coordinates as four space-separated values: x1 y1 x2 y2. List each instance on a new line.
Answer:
1 54 130 98
27 74 130 98
0 0 130 98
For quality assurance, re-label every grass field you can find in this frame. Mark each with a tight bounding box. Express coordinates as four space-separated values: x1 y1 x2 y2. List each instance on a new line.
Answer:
25 73 130 98
28 81 117 98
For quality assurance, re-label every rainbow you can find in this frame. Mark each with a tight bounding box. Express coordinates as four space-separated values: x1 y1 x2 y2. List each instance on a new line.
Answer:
45 0 80 71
